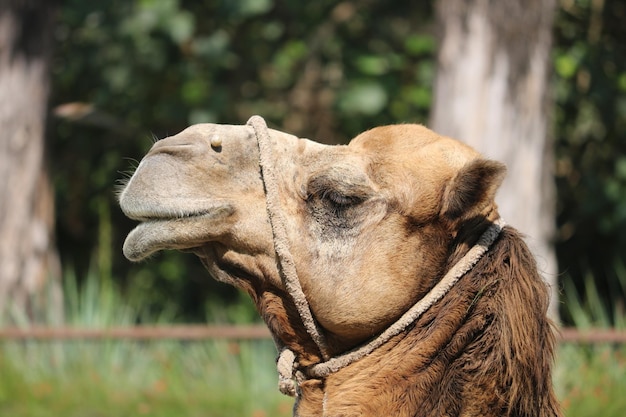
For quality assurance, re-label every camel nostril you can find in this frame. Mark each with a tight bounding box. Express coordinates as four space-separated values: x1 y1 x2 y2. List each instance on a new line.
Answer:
149 141 199 158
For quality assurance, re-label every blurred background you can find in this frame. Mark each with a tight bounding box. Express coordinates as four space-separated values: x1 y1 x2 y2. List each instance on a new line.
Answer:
0 0 625 416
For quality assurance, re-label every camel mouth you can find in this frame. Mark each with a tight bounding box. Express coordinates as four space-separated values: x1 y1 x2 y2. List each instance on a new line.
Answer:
190 244 255 287
125 209 214 222
122 204 235 262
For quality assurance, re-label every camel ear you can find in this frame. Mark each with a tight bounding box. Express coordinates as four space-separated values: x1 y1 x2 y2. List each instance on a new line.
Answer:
441 159 506 219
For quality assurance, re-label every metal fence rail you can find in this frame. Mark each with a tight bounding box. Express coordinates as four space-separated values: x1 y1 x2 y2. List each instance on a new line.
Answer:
557 328 626 343
0 326 625 343
0 325 270 341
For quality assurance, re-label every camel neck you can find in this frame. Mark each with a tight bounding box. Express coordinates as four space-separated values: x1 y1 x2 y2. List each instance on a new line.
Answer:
306 217 504 378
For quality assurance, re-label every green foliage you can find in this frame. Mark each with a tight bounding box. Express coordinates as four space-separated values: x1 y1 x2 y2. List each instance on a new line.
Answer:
553 0 626 323
48 0 626 321
554 344 626 417
555 274 626 417
561 262 626 329
0 270 290 417
0 339 292 417
50 0 435 320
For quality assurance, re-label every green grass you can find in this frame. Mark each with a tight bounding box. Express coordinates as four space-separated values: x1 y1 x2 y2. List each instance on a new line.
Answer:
555 343 626 417
0 270 293 417
1 268 625 416
2 340 625 417
554 265 626 417
0 339 293 417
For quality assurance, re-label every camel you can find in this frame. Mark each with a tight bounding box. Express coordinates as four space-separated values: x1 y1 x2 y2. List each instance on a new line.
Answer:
119 116 561 417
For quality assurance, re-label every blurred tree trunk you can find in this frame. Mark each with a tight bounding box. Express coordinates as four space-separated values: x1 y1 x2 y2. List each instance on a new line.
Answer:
430 0 559 320
0 0 61 320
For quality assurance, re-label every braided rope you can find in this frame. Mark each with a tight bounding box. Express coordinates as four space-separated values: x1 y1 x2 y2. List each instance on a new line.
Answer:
248 115 331 363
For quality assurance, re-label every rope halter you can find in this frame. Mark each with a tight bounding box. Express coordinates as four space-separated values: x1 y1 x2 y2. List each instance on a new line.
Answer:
246 115 505 397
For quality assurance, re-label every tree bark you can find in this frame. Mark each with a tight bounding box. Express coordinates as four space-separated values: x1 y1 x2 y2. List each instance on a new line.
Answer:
431 0 559 320
0 0 61 320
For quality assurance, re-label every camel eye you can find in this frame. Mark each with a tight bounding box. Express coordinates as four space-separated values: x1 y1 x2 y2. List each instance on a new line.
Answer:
305 170 373 221
323 190 362 207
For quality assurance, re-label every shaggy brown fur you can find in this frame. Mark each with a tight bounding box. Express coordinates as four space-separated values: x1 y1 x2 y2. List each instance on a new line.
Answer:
295 226 560 417
119 121 561 417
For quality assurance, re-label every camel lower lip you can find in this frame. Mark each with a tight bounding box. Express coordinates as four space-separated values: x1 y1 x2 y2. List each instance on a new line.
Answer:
123 219 189 261
122 207 234 261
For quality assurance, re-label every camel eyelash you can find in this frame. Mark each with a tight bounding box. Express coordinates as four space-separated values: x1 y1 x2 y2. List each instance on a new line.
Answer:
307 178 370 208
321 189 363 207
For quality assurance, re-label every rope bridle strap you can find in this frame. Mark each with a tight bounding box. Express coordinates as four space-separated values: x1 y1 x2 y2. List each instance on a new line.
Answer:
247 115 505 396
248 115 331 362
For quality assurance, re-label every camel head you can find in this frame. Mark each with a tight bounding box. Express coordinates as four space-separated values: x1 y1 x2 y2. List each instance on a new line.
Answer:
120 118 506 351
120 118 563 417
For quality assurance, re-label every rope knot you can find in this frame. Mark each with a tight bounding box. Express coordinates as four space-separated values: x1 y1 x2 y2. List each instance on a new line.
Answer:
277 348 301 397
